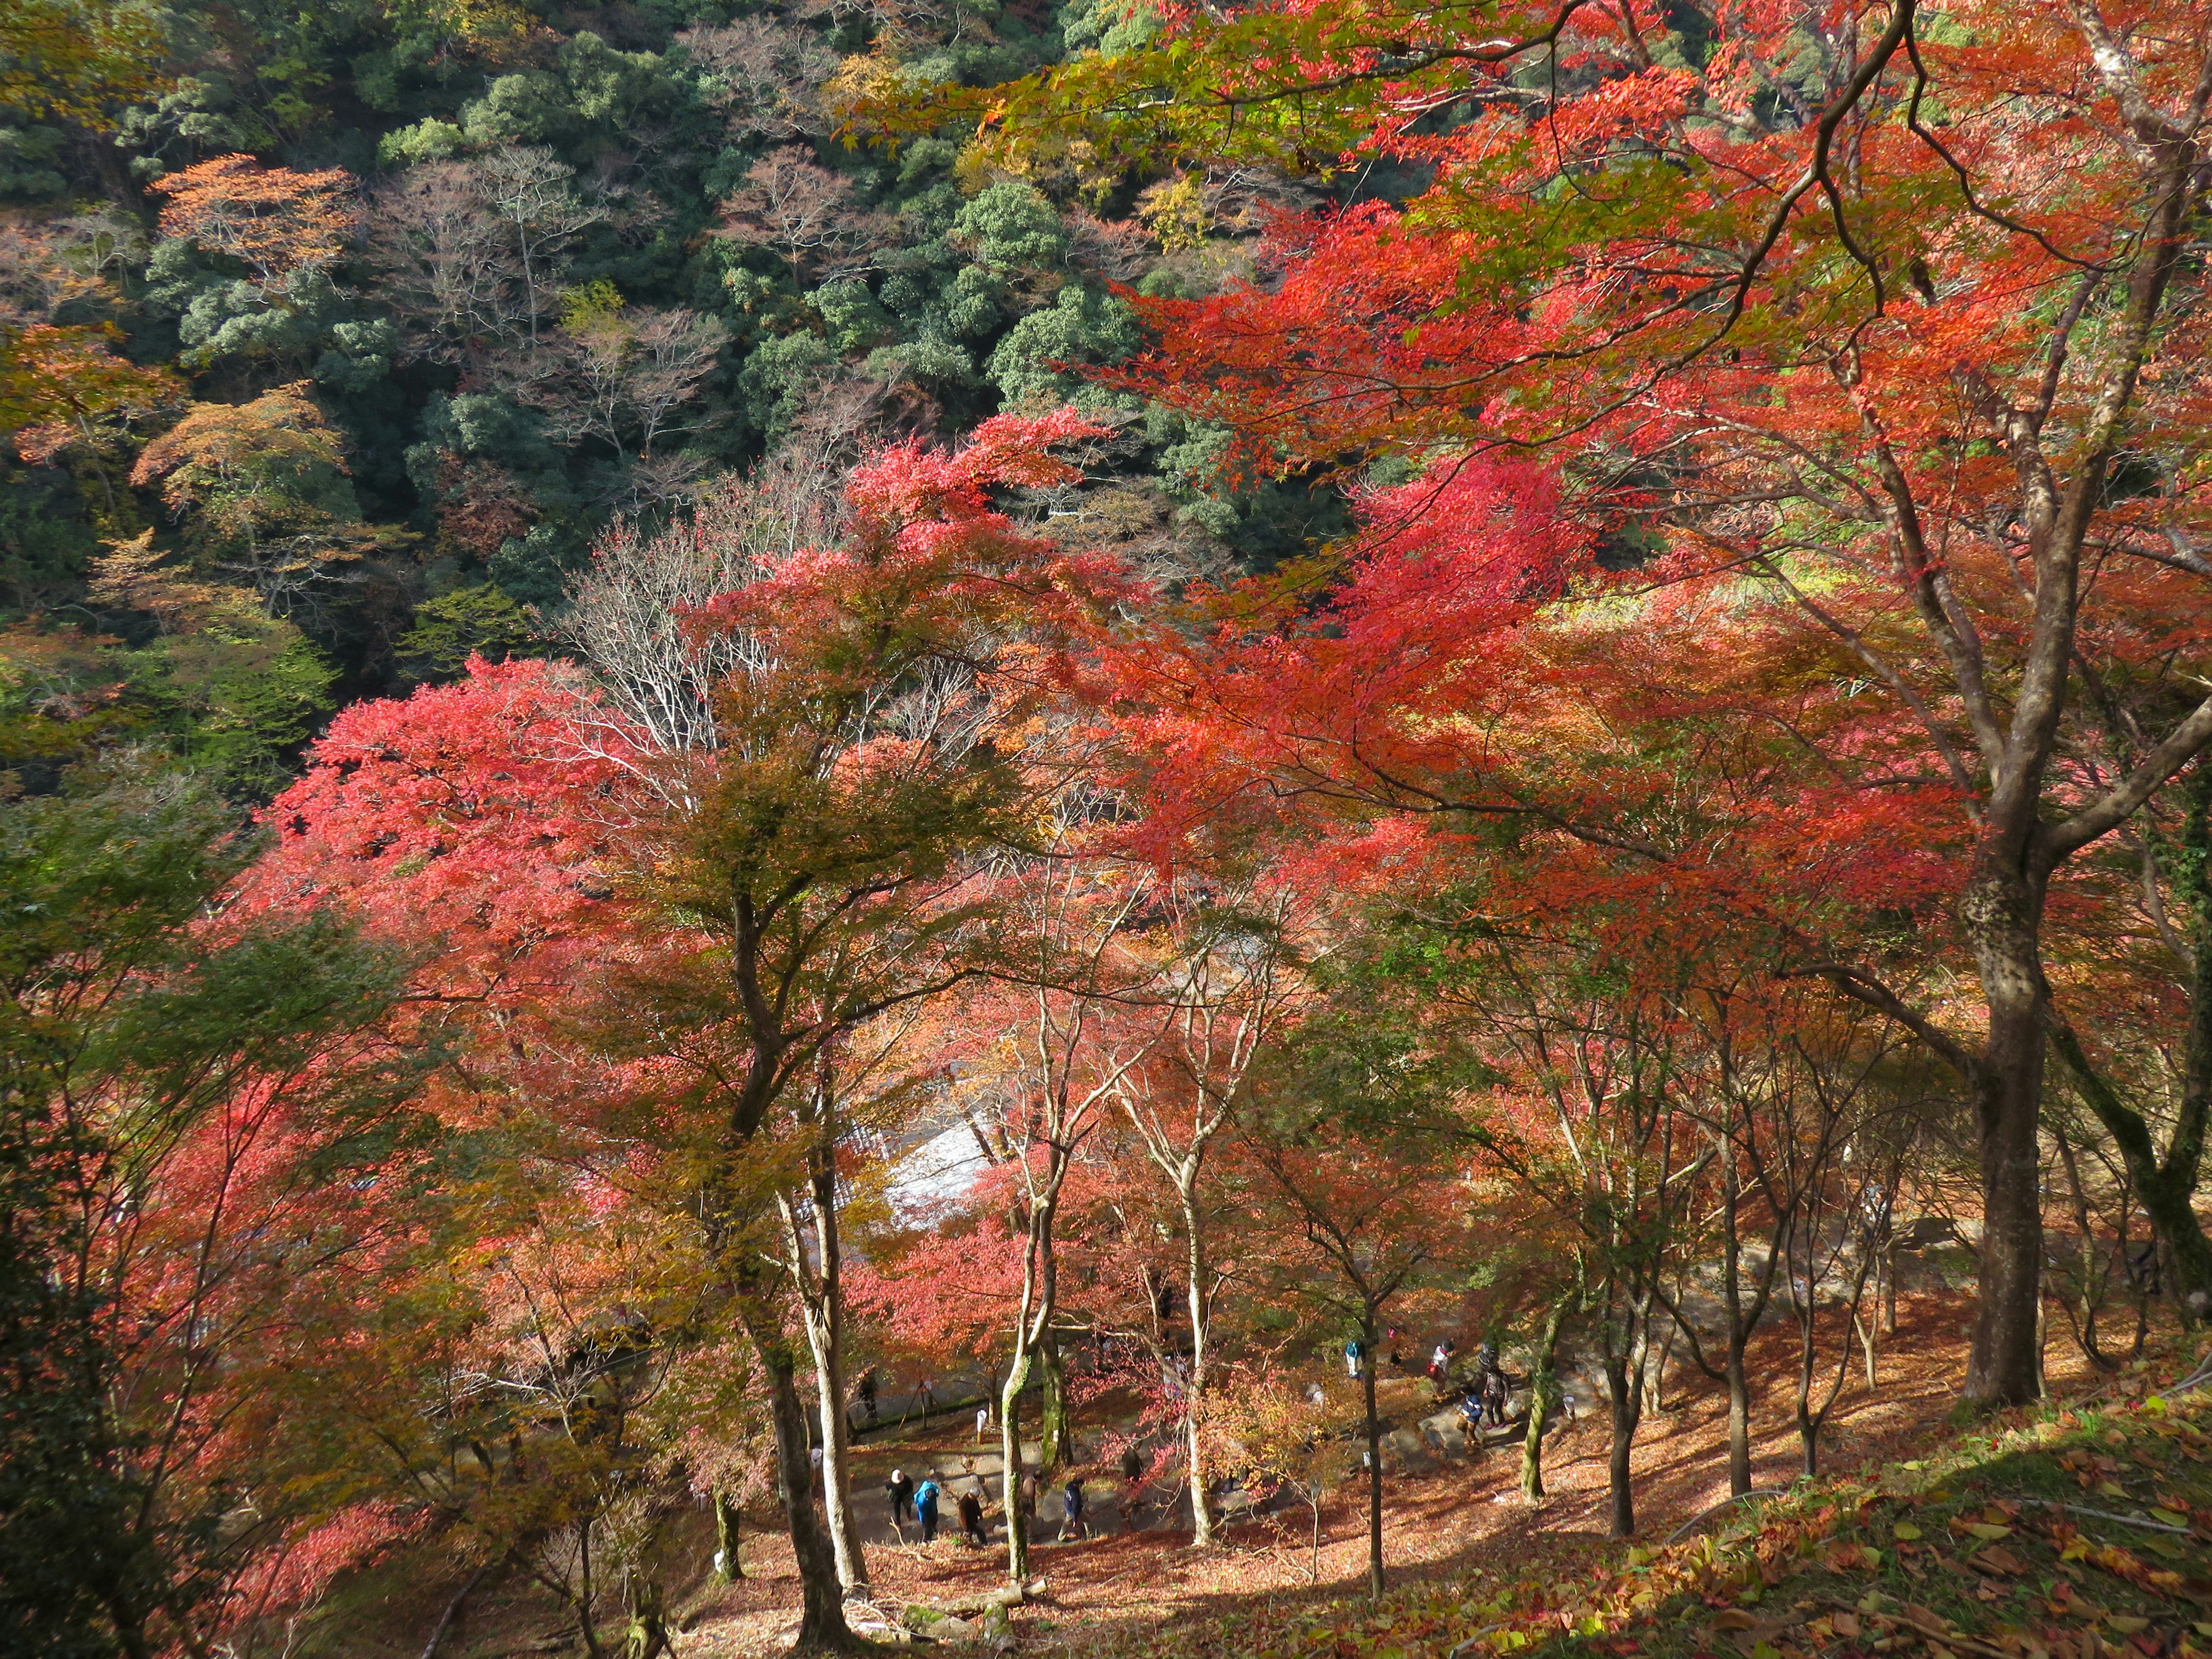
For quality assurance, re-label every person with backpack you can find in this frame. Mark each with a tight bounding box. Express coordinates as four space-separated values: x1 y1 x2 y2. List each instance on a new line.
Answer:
914 1476 942 1543
1457 1385 1486 1441
1058 1475 1088 1541
957 1483 988 1546
886 1468 915 1533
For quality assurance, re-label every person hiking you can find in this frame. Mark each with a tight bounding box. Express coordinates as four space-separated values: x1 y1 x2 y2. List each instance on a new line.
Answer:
858 1370 878 1426
1017 1467 1040 1539
914 1476 942 1543
886 1468 915 1533
1480 1364 1510 1427
957 1484 988 1546
975 1403 991 1444
1058 1475 1088 1541
1344 1337 1365 1378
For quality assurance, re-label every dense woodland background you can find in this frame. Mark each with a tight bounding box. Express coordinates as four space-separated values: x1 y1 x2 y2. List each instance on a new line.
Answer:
0 0 1363 800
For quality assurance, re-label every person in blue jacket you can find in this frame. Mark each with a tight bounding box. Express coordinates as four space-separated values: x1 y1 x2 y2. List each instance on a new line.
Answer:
914 1476 942 1543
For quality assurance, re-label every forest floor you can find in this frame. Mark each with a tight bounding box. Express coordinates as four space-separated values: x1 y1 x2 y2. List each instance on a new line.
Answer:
324 1291 2205 1658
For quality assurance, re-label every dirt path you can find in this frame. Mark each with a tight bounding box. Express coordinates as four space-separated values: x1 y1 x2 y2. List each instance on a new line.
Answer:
664 1291 2063 1655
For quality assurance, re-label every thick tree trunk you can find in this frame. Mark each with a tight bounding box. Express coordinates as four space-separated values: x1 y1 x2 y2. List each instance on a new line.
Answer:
1960 866 2051 1407
1001 1356 1032 1585
1965 1024 2046 1403
1361 1323 1384 1597
733 1297 869 1654
1039 1333 1070 1471
1520 1292 1569 1501
713 1488 745 1581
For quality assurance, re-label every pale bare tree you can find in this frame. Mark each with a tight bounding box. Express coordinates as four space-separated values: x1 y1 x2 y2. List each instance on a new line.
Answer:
715 149 884 283
507 305 730 477
476 146 603 342
677 18 838 141
363 161 524 362
1109 877 1311 1548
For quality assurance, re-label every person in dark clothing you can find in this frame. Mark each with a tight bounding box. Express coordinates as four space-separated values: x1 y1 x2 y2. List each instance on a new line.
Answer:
887 1468 915 1533
1058 1475 1088 1541
858 1370 879 1425
914 1478 941 1543
957 1486 988 1546
1480 1365 1510 1427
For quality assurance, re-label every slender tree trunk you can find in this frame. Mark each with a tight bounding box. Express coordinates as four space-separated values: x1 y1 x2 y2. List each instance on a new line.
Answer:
1795 1302 1821 1478
2049 1025 2212 1327
1603 1349 1642 1539
797 1158 866 1594
1180 1176 1216 1548
1521 1289 1570 1501
1641 1319 1673 1416
1361 1319 1384 1597
1853 1307 1878 1389
1717 1155 1755 1498
575 1520 605 1659
1724 1328 1753 1499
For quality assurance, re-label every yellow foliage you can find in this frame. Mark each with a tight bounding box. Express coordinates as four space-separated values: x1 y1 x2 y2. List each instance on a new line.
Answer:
1136 173 1211 253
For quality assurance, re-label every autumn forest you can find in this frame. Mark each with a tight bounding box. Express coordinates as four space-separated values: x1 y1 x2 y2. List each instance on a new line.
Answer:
3 0 2212 1655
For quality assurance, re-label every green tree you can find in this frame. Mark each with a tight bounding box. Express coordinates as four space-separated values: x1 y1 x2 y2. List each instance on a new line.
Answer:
0 760 414 1658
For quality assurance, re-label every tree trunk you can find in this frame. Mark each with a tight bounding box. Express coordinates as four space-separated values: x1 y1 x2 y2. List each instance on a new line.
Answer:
1853 1306 1878 1389
1603 1349 1641 1539
1361 1321 1384 1597
1039 1332 1070 1471
1724 1327 1753 1499
2047 1014 2212 1328
713 1488 745 1581
1520 1289 1570 1501
1641 1319 1673 1416
808 1168 866 1593
1181 1177 1216 1549
1794 1308 1821 1478
733 1296 868 1654
1960 876 2048 1407
1001 1355 1032 1586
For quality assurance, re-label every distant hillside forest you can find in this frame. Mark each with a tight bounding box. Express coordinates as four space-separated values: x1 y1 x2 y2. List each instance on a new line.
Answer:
1 0 1362 796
